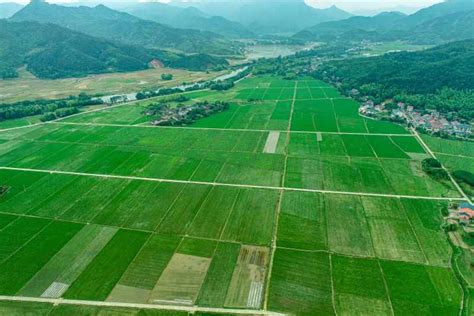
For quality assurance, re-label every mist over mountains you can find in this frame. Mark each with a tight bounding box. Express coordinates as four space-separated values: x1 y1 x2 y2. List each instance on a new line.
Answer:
295 0 474 43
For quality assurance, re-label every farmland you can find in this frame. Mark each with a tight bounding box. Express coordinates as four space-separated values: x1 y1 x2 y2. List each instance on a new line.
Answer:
0 67 224 104
0 75 468 315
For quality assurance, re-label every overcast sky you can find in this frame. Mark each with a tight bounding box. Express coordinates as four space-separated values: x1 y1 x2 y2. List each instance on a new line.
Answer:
1 0 445 12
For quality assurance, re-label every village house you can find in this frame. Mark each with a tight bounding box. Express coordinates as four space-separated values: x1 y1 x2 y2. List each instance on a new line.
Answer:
452 203 474 225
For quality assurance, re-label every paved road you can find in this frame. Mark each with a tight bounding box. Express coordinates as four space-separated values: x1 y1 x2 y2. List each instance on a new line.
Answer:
53 121 415 137
0 166 466 202
0 295 285 315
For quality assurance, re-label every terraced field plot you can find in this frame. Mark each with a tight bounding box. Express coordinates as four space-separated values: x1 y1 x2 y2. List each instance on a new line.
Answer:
0 75 466 315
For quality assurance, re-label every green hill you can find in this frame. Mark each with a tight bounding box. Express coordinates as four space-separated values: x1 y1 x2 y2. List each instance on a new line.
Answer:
316 40 474 94
0 20 228 79
10 1 239 55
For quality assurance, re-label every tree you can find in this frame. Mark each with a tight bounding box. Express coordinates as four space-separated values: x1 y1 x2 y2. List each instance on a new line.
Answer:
161 73 173 81
39 112 57 122
422 158 449 181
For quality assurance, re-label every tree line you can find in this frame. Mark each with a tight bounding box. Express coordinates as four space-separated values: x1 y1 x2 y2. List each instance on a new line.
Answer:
0 93 103 122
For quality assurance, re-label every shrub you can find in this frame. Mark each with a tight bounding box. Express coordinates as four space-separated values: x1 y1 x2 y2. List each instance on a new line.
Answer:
40 112 57 122
422 158 449 180
161 73 173 81
453 170 474 187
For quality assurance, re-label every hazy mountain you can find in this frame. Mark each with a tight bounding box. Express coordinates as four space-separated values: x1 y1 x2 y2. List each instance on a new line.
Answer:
0 2 23 18
402 0 474 27
350 5 424 17
10 1 239 55
172 0 352 34
295 0 474 44
120 2 254 38
295 12 406 41
0 20 173 79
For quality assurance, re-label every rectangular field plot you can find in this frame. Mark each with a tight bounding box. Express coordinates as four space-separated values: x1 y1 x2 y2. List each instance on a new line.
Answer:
18 224 117 298
288 132 416 159
277 191 327 250
367 218 426 263
332 255 392 315
0 217 50 262
401 199 452 267
0 213 16 230
291 99 338 132
325 194 374 257
111 234 180 303
224 246 268 309
220 188 279 246
197 242 241 307
148 253 211 305
285 156 459 197
381 261 462 315
192 101 290 130
187 186 240 240
64 229 149 301
0 221 83 295
268 248 334 315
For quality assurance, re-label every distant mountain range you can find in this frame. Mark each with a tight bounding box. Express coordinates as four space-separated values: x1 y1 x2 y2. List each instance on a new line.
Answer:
295 0 474 44
170 0 352 34
117 2 254 39
10 1 239 55
0 2 23 18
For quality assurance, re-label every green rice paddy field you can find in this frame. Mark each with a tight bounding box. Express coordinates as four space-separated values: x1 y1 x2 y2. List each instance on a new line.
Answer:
0 75 467 315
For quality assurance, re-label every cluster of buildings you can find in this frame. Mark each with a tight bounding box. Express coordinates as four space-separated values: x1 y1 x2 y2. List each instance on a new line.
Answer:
450 202 474 226
150 106 193 126
150 102 227 126
359 100 472 138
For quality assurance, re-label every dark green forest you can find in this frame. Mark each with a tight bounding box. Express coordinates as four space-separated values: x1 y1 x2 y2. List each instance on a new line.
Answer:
10 1 239 55
0 20 229 79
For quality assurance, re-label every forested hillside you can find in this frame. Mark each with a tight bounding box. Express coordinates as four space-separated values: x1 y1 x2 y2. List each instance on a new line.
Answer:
10 1 240 55
0 20 228 79
295 0 474 44
315 40 474 119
